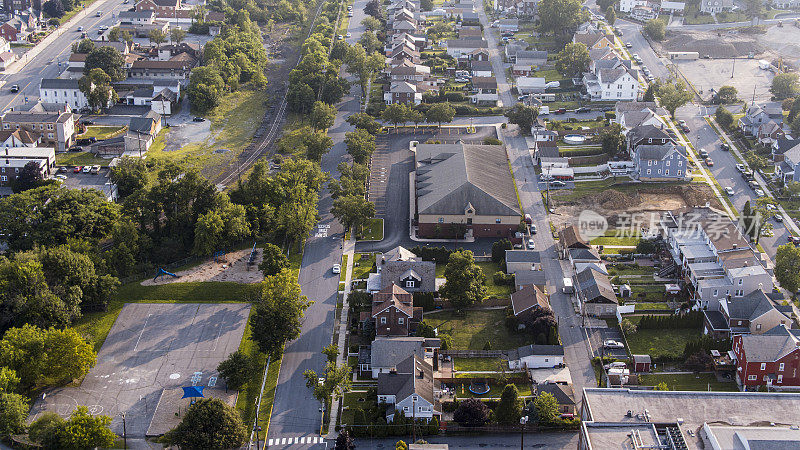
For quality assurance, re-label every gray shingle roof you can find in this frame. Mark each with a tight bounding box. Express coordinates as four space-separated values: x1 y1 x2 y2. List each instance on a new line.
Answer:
740 325 800 362
576 266 617 304
446 39 488 49
415 142 521 217
636 143 686 161
505 250 540 263
380 260 436 292
40 78 79 89
726 290 778 321
515 344 564 358
371 337 434 369
536 383 575 406
377 355 437 405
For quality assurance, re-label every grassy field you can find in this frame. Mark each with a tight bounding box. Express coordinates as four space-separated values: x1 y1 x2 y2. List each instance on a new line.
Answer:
638 373 737 391
55 151 112 167
554 179 689 203
530 68 567 82
626 328 700 360
453 381 533 399
356 218 383 241
454 357 503 372
352 253 376 280
590 236 640 246
80 125 127 140
476 261 514 298
234 307 273 442
423 309 531 350
146 89 267 171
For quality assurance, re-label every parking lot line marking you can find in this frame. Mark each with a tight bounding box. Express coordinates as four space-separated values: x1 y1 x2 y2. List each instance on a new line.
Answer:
300 437 306 443
268 439 274 446
133 314 151 352
281 437 286 444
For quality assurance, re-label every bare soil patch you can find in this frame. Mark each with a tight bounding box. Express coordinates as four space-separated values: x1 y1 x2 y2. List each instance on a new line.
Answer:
141 248 264 286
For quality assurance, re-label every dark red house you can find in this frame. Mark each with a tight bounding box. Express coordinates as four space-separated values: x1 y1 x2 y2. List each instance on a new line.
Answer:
733 325 800 390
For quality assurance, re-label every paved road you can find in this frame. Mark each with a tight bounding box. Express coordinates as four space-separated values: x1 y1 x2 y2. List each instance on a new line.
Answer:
352 431 579 448
478 5 514 108
266 0 367 447
0 0 129 112
614 19 671 82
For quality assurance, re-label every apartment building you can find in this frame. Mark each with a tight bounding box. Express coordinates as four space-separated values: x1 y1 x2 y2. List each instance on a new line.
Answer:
0 109 75 152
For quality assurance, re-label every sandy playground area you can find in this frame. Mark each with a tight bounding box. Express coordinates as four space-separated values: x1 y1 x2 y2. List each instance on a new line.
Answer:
141 247 264 286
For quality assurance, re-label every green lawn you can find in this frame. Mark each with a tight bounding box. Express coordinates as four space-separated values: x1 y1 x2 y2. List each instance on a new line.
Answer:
634 302 672 311
340 254 348 283
352 253 376 280
55 152 112 167
454 381 532 399
356 218 383 241
475 261 514 298
423 309 532 351
607 265 655 276
625 328 700 361
638 373 737 391
80 125 127 140
590 236 641 246
453 357 503 372
530 68 566 82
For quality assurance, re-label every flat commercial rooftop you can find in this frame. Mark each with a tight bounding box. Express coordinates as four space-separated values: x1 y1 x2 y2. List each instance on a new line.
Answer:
29 303 250 437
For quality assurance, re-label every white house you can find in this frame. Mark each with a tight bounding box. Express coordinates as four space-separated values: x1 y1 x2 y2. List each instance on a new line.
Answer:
618 0 647 13
660 1 686 13
378 355 441 422
699 0 733 13
508 344 564 369
39 79 90 110
583 58 640 101
444 39 488 58
516 76 547 94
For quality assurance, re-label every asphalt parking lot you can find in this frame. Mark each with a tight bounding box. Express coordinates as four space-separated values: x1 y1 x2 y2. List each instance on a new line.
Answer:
55 168 117 199
586 326 628 359
29 303 250 437
675 58 774 103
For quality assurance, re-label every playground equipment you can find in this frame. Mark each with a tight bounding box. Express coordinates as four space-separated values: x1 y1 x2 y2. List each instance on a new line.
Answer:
154 268 179 282
468 379 490 395
212 250 228 263
246 242 258 271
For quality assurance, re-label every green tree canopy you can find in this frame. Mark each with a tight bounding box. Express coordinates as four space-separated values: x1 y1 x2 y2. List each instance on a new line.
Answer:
715 106 734 129
657 80 693 117
259 243 290 277
495 384 523 424
217 350 256 391
644 19 666 41
84 46 126 81
533 392 559 424
537 0 587 45
504 103 539 135
439 250 487 310
250 269 312 357
771 73 800 100
164 398 247 449
776 244 800 294
52 406 116 449
716 85 738 103
383 103 410 132
556 42 590 77
600 123 625 156
345 128 377 164
310 100 337 131
426 102 456 129
331 195 375 232
0 392 28 438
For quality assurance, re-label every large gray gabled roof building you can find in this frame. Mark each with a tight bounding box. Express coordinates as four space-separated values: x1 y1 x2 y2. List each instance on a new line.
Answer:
414 141 521 239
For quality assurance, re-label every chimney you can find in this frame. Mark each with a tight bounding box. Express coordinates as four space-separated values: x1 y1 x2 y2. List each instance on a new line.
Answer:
733 244 737 249
433 348 439 371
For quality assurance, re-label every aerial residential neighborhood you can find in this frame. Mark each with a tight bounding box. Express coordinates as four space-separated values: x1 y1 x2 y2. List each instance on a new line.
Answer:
2 0 800 446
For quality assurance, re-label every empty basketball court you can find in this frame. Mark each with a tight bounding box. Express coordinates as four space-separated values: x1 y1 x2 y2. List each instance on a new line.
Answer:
29 302 250 437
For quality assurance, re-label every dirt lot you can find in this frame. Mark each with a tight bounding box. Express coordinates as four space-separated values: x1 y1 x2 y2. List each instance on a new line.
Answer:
141 248 264 286
675 58 774 102
550 183 720 229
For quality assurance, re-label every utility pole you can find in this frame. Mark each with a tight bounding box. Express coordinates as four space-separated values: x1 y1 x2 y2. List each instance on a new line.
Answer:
519 415 528 449
120 412 127 449
731 57 735 78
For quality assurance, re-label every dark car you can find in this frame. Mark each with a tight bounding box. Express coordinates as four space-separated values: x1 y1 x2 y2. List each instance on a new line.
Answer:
720 143 730 151
680 124 690 132
193 116 205 122
555 108 566 114
76 137 96 146
69 145 83 152
80 119 95 125
576 107 591 113
10 85 19 93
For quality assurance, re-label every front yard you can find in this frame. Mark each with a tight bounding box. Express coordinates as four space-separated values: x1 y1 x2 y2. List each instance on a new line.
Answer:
423 309 531 351
352 253 376 280
355 218 384 241
55 151 112 167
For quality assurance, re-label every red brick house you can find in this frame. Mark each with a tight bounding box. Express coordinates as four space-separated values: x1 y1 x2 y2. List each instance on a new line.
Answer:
733 325 800 390
365 283 422 336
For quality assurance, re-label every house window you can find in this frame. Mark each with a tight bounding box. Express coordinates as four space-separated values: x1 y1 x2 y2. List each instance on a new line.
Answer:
0 176 5 182
381 317 387 324
405 280 414 288
666 161 670 166
764 375 769 381
738 279 743 285
438 218 444 223
713 289 718 297
413 396 418 401
738 320 743 326
496 218 501 223
778 374 783 383
398 317 404 324
748 375 757 381
756 324 761 331
646 169 651 175
403 406 409 412
761 363 767 370
648 160 652 166
780 363 785 371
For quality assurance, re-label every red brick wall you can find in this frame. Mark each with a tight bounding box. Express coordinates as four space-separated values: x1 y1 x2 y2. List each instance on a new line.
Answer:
374 306 411 336
735 335 800 387
418 222 517 239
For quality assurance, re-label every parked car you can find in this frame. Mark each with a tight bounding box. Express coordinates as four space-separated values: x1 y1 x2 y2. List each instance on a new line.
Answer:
720 143 730 151
9 84 18 93
76 26 83 31
576 107 591 113
554 108 566 114
680 123 690 133
90 165 100 174
346 32 351 38
73 166 83 173
82 166 91 173
698 148 708 158
725 186 734 196
527 239 535 249
736 164 746 172
96 10 102 16
775 214 784 222
69 145 82 152
603 339 624 349
550 180 566 187
790 235 800 246
704 158 714 167
454 77 470 83
55 174 67 180
755 188 765 197
625 42 632 48
604 361 627 370
332 264 341 274
530 224 537 234
57 166 68 173
81 119 95 125
193 116 205 122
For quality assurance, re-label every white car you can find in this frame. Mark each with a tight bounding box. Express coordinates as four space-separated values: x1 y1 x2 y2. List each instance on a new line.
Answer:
604 361 627 370
82 165 91 173
55 174 67 180
345 32 351 38
603 339 624 349
755 189 765 197
527 239 535 249
332 264 341 274
724 187 734 196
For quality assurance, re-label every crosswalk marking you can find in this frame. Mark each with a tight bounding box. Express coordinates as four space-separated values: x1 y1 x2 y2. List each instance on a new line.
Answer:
266 436 323 447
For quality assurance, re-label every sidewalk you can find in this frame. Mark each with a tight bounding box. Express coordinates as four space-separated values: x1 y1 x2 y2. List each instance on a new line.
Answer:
325 234 355 439
708 115 800 236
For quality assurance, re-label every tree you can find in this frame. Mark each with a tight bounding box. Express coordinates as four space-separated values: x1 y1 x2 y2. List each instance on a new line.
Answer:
306 130 334 161
771 73 799 100
407 109 425 132
84 46 126 81
345 44 384 97
642 84 656 102
600 123 625 156
303 361 351 403
322 344 339 363
43 0 64 17
749 197 777 245
658 80 693 117
149 29 168 49
217 350 256 391
533 392 559 424
793 114 800 135
193 195 250 256
12 160 46 192
170 27 187 45
396 440 408 450
310 101 337 131
51 406 115 449
72 38 95 54
785 181 800 199
0 325 96 388
347 113 382 134
715 106 734 129
716 85 738 104
188 66 225 113
361 16 381 31
505 103 539 134
538 0 587 46
259 243 290 276
0 367 19 393
164 398 247 449
776 244 800 293
28 411 62 448
426 102 456 129
0 392 28 438
439 250 487 310
492 239 512 264
110 156 148 199
655 381 669 391
744 0 762 19
332 195 375 231
345 128 376 164
365 0 383 19
605 5 616 25
453 398 490 426
383 103 409 132
358 30 381 53
495 384 523 424
250 269 311 357
741 200 753 240
644 19 666 41
420 0 433 10
788 96 800 123
336 430 356 450
79 67 116 112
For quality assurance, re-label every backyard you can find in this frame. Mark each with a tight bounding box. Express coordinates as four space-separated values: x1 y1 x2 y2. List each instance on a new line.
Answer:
625 327 700 361
352 253 377 280
435 260 513 299
638 373 737 391
423 309 531 350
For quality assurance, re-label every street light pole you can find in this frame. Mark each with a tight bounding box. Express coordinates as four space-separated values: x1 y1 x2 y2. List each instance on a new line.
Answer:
520 415 528 449
120 412 127 449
